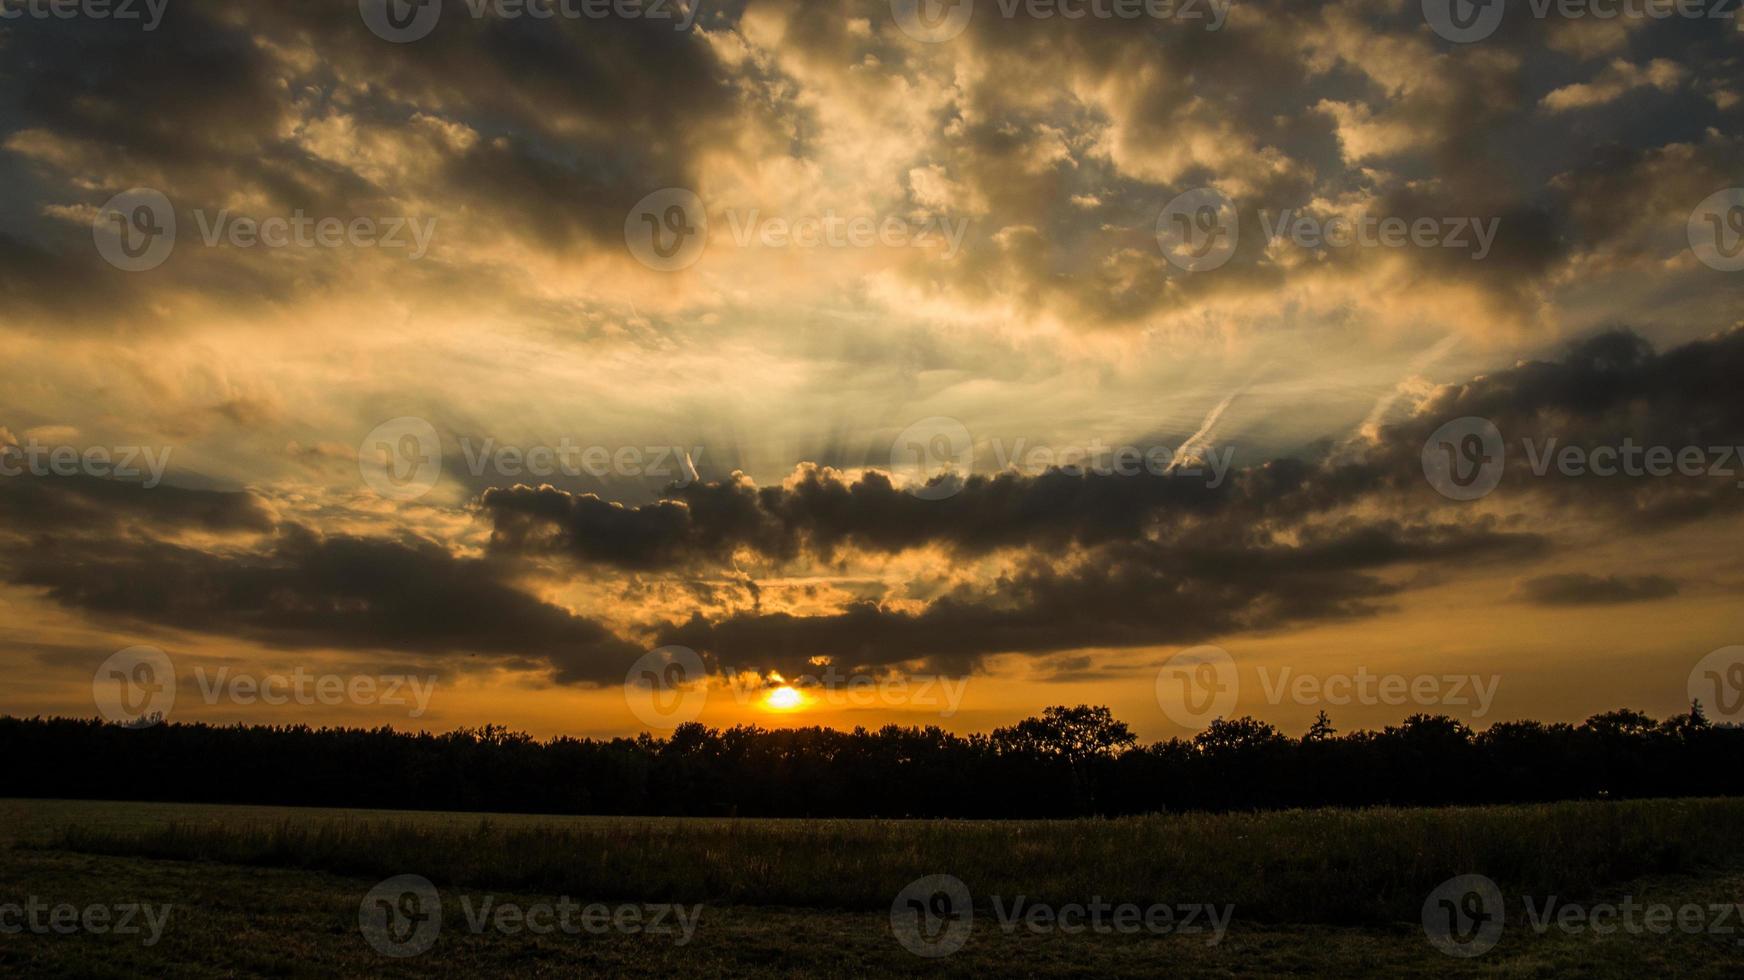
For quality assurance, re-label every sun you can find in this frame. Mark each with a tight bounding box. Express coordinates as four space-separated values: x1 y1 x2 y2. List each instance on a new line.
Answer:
763 685 807 711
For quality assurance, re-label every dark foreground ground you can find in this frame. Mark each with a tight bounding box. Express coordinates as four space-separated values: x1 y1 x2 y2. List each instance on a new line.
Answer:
2 797 1742 977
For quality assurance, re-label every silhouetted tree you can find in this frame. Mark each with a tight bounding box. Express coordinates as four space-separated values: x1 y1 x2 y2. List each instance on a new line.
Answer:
2 704 1738 818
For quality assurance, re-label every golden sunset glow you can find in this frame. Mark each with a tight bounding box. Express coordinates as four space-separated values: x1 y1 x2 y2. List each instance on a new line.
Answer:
0 0 1740 748
763 686 808 712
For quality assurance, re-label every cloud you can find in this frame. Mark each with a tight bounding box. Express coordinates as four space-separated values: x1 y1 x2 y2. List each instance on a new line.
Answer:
4 327 1739 684
1541 59 1686 113
1517 573 1680 606
0 476 639 685
0 472 274 534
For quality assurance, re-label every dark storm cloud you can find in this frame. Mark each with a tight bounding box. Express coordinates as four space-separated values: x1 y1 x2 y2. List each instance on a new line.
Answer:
1518 572 1680 606
0 471 274 533
4 329 1738 683
3 0 1737 335
1370 328 1744 524
467 327 1742 673
656 518 1545 678
0 475 640 684
0 0 749 323
5 526 642 685
853 0 1735 330
482 462 1252 568
484 328 1744 573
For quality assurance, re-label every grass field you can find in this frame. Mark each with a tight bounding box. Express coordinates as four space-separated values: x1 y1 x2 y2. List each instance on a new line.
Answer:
3 797 1744 977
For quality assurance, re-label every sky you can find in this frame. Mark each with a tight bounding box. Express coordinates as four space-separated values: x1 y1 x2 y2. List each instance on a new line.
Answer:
0 0 1741 741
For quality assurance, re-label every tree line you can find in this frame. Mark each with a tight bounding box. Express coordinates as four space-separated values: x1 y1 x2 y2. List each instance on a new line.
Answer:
2 705 1737 817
